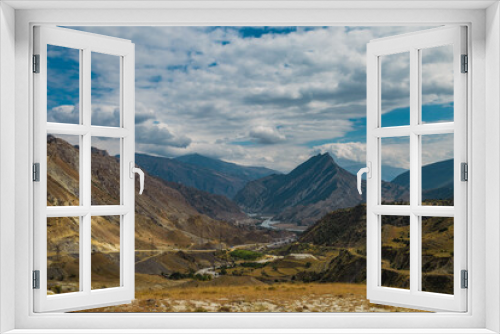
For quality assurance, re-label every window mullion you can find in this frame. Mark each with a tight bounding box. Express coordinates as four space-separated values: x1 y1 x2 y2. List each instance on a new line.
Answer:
409 47 420 295
82 48 92 294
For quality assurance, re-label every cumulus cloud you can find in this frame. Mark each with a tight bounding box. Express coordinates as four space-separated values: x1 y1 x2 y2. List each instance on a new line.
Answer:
136 122 191 148
48 105 79 123
249 126 286 144
91 105 120 127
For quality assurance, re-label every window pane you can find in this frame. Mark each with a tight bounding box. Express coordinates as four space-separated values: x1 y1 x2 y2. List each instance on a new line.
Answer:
381 137 410 205
47 45 80 124
422 216 454 294
91 216 121 290
421 45 454 124
421 134 454 206
47 217 79 294
381 215 410 289
381 52 410 127
91 52 121 127
91 137 121 205
47 134 80 206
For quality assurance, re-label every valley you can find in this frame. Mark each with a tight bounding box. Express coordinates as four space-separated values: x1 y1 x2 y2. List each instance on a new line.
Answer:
46 135 453 312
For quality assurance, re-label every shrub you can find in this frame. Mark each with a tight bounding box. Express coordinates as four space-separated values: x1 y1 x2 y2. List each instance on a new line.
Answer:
230 249 263 261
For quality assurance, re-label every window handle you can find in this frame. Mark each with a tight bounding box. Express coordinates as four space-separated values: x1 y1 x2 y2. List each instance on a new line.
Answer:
129 162 145 195
357 162 371 195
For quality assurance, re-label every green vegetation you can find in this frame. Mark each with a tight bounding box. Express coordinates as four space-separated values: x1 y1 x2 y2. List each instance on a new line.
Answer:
230 249 263 261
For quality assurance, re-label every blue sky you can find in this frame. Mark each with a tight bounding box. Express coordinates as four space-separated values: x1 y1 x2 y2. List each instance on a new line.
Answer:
48 26 454 172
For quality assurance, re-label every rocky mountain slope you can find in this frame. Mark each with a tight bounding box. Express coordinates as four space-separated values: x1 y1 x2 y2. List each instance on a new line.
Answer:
234 153 408 225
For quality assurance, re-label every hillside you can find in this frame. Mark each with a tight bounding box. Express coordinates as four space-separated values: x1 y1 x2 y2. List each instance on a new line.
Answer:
165 181 247 223
234 153 408 225
299 205 453 293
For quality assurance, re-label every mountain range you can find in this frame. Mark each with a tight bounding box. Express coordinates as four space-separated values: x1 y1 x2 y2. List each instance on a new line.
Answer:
133 150 452 226
135 153 277 199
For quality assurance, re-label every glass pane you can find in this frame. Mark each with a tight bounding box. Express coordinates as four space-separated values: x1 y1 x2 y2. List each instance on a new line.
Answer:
91 52 121 127
47 217 79 294
422 216 454 294
381 215 410 289
421 45 454 124
91 216 121 290
47 134 80 206
91 137 121 205
421 134 454 206
47 45 80 124
381 137 410 205
381 52 410 127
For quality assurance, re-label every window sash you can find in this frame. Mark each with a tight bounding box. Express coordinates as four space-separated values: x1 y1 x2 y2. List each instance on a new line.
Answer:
366 26 468 312
32 26 136 313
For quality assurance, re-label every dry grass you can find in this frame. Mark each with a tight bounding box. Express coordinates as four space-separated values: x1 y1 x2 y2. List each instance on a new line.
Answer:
79 279 424 313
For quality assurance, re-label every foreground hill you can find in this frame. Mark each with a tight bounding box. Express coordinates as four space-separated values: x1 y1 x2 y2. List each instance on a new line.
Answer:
299 205 453 293
234 153 408 225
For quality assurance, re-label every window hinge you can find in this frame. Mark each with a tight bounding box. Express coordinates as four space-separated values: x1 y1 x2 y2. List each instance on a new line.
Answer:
33 54 40 73
33 270 40 289
461 162 468 182
461 54 468 73
33 163 40 182
461 270 468 289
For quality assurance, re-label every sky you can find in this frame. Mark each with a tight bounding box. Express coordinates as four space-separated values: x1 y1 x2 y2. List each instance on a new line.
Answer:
47 26 455 173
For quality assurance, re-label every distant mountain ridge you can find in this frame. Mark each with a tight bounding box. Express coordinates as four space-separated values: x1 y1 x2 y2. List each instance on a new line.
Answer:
175 154 277 181
135 153 277 199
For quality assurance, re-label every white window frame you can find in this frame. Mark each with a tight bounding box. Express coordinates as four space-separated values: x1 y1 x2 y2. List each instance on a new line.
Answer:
366 26 468 312
33 26 136 313
0 1 499 333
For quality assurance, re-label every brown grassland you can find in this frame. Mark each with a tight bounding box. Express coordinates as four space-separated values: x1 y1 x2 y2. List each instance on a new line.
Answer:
79 275 422 313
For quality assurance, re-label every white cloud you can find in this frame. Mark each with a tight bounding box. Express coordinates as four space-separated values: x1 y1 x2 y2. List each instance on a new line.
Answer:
48 105 79 123
249 125 286 144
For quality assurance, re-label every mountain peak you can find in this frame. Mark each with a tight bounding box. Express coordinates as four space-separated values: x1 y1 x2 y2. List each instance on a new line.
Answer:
234 152 360 224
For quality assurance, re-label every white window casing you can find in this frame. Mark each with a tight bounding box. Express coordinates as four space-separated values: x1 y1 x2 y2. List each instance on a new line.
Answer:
0 2 497 333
